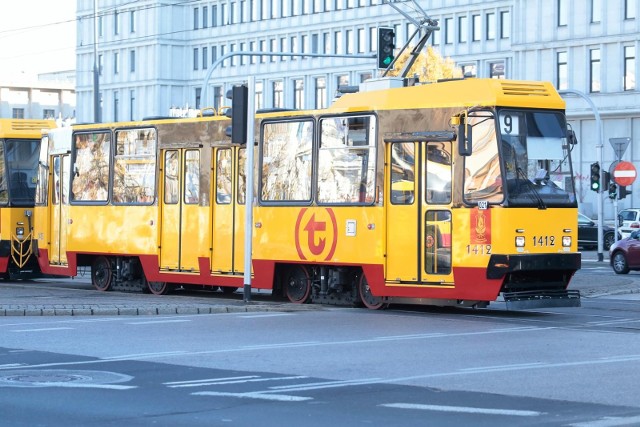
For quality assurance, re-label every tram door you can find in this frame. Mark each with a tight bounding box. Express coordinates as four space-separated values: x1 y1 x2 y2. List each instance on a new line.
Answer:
386 140 453 283
49 155 70 265
159 149 201 272
210 147 245 274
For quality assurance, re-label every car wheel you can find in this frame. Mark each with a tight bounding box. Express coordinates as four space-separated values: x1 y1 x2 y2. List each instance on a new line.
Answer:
612 252 630 275
603 232 615 251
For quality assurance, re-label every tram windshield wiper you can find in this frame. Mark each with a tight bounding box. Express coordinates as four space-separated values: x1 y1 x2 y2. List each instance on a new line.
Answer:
516 166 546 210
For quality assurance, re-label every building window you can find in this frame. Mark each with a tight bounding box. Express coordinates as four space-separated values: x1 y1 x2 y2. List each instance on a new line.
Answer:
357 28 365 53
445 17 453 44
280 37 287 61
591 0 601 23
230 43 236 66
590 48 601 93
346 30 353 54
270 39 276 62
626 0 636 19
250 41 257 64
312 34 319 53
130 90 135 121
293 79 304 109
195 88 201 109
315 76 326 109
114 52 120 74
557 51 568 90
114 11 120 35
324 32 331 54
214 86 223 111
221 3 227 25
334 31 343 54
230 2 236 24
193 48 199 70
500 11 510 39
255 81 263 110
98 15 104 37
98 54 103 76
291 36 298 59
42 109 55 119
114 91 119 122
260 40 266 63
461 63 477 77
472 14 481 41
203 6 208 28
431 25 440 45
486 13 496 40
203 47 208 69
130 10 136 33
12 108 24 119
194 7 199 29
273 81 284 108
212 5 218 26
360 72 372 82
458 16 468 43
130 50 136 73
624 46 636 91
558 0 568 26
489 61 505 79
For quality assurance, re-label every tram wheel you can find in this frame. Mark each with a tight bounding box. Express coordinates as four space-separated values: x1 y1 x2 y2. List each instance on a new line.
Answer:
91 256 113 292
220 286 239 295
358 274 387 310
146 280 171 295
285 265 311 304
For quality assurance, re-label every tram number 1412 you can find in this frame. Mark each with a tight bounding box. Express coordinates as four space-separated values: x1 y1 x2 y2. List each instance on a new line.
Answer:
466 244 492 255
532 236 555 247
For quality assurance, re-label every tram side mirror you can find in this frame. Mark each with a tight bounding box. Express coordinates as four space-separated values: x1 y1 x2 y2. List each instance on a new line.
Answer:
451 114 472 156
567 129 578 145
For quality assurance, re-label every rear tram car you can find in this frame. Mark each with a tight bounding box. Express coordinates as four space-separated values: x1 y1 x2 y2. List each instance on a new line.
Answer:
35 78 581 309
0 118 54 279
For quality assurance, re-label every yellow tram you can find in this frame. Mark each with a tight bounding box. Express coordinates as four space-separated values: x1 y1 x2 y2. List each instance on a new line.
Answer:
35 78 581 309
0 119 55 279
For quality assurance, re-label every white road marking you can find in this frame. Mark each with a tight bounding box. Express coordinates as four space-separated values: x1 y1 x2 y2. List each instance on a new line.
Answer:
238 313 294 318
570 415 640 427
0 364 23 368
28 382 136 390
126 319 192 325
11 327 74 332
165 375 258 385
380 403 542 416
166 375 307 388
193 391 311 401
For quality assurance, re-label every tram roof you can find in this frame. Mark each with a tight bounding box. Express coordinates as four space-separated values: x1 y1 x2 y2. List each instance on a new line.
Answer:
329 78 566 113
0 119 55 139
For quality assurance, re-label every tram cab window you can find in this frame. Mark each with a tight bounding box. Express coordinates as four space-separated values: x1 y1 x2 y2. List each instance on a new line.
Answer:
463 113 504 204
317 115 376 205
426 142 451 205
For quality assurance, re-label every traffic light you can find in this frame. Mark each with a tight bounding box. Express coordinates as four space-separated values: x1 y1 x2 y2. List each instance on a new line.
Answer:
608 182 617 199
590 162 601 192
377 27 395 69
619 186 631 200
603 171 611 190
225 84 248 145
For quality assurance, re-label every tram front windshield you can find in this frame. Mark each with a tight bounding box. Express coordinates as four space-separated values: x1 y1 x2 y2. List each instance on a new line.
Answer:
0 139 41 206
462 110 576 208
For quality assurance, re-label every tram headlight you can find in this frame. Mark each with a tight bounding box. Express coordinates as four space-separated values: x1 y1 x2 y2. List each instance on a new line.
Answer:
16 227 24 240
562 236 572 247
515 236 525 247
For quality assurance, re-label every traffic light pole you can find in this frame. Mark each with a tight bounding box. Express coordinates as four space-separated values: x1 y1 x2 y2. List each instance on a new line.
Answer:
559 89 604 261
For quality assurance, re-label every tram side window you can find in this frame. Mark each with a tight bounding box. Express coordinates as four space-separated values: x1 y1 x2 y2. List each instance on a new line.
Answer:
113 128 156 205
216 149 232 204
260 120 313 202
317 115 376 204
184 150 200 204
237 148 247 205
0 144 7 204
390 142 415 205
426 142 452 204
71 131 111 202
164 151 179 204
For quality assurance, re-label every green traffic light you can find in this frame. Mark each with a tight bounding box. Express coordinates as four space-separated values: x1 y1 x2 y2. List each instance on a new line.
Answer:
383 56 392 65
